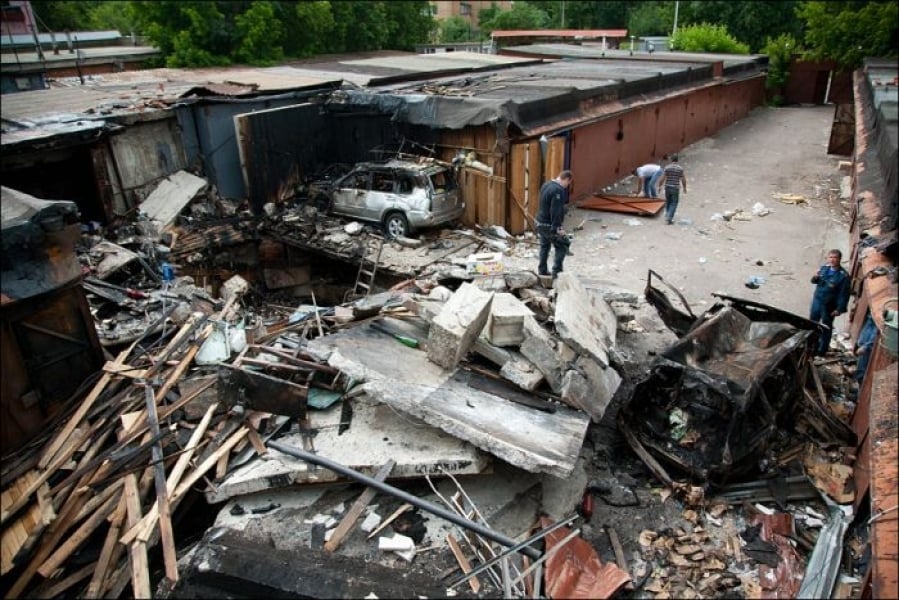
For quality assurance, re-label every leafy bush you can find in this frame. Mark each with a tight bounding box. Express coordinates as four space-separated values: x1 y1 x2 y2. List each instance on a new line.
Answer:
439 16 473 43
762 34 800 105
670 23 750 54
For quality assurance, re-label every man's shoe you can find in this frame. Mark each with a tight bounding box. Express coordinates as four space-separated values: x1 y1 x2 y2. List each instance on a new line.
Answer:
538 270 550 276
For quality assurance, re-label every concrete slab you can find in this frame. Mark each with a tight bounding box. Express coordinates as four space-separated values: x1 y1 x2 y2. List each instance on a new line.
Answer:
207 396 490 503
520 333 564 393
428 282 494 369
500 355 544 391
363 378 588 479
560 356 622 422
307 326 589 478
553 272 617 367
139 170 207 229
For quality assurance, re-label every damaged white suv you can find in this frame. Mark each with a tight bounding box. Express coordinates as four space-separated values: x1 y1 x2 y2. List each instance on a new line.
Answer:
309 159 465 239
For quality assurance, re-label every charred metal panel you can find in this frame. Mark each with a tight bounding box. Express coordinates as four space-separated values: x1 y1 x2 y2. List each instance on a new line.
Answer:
238 103 399 213
828 103 855 156
217 363 308 421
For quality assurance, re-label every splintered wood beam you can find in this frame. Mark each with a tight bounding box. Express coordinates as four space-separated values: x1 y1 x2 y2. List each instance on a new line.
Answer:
447 533 481 593
84 497 126 598
122 474 151 600
120 427 249 546
366 503 412 540
323 459 395 553
142 384 179 583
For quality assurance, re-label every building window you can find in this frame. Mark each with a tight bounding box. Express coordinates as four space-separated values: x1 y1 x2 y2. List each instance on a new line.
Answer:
460 3 471 16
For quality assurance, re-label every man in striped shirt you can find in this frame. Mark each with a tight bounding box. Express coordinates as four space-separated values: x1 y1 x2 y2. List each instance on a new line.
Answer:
662 154 688 225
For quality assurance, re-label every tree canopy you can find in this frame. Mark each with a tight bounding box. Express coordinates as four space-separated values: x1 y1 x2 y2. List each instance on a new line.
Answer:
26 1 899 70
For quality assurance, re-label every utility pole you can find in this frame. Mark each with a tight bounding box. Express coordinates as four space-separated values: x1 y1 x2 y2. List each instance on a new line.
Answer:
560 1 566 29
672 0 680 36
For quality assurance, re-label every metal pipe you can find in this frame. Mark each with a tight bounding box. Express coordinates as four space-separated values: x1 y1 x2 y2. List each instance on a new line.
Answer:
267 441 541 560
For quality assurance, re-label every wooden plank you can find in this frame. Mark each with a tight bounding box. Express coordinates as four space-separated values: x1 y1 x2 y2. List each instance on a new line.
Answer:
85 497 126 598
1 473 55 576
606 525 634 590
245 426 269 457
37 489 121 577
447 533 481 593
120 427 249 546
122 474 151 600
33 561 95 599
323 459 395 553
366 503 412 540
141 384 179 583
38 339 138 471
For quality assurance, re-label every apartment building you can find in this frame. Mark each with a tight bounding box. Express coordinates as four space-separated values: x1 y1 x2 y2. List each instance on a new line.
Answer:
432 0 513 26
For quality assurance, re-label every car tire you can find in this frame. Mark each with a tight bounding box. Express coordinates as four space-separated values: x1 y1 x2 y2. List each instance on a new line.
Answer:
383 212 409 239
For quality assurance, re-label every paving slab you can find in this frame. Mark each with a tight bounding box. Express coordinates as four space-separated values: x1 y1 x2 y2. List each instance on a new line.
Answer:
553 272 618 367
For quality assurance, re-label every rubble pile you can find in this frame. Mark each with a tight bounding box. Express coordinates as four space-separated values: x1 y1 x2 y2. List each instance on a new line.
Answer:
0 172 873 599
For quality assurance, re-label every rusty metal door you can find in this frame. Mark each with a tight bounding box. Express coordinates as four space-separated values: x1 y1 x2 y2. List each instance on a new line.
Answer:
827 103 855 156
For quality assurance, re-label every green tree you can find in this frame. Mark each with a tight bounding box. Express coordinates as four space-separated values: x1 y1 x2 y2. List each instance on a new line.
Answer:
234 1 283 65
480 2 550 37
628 1 673 37
439 16 474 43
384 1 436 50
526 0 631 29
29 1 94 32
681 1 802 53
87 1 139 35
288 1 335 57
762 33 802 105
798 1 898 69
670 23 750 54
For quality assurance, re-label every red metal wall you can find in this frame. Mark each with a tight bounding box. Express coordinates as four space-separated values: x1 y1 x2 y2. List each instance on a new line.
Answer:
566 76 765 204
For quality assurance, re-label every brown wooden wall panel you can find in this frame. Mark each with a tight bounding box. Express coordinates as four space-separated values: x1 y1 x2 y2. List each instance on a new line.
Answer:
508 143 528 233
526 140 542 223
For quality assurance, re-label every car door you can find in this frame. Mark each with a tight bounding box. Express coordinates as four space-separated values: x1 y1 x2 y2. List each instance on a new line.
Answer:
367 170 398 221
332 169 371 219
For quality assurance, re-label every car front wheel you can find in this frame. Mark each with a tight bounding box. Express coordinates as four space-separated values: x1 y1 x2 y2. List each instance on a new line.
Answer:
383 212 409 239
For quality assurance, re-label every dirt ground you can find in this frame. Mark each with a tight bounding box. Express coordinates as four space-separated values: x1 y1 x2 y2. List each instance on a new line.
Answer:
503 105 852 593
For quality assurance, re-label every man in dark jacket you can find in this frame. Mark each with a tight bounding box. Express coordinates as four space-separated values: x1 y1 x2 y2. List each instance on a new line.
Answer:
809 249 851 356
536 170 573 278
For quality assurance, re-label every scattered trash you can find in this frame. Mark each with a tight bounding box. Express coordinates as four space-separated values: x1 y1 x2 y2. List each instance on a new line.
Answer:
745 275 767 289
752 202 771 217
772 193 808 205
623 218 642 227
605 232 623 240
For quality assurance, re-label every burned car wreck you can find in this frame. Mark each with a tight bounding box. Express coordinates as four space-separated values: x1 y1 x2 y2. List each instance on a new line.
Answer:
619 270 856 488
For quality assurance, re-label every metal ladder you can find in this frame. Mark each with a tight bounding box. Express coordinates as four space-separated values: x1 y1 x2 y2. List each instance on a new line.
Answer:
349 237 384 300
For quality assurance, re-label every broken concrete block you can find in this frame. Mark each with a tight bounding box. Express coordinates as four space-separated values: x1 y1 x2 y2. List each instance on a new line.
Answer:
500 355 544 391
378 533 414 552
520 334 564 393
360 511 381 533
485 293 534 347
553 272 616 367
473 336 512 367
561 356 621 422
344 221 364 235
427 282 494 370
220 274 249 303
504 271 539 290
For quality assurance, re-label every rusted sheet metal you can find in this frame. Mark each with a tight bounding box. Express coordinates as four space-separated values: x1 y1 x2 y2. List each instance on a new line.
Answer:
576 193 664 215
1 280 104 455
868 368 899 598
217 363 308 420
750 512 805 598
541 516 630 599
620 273 846 486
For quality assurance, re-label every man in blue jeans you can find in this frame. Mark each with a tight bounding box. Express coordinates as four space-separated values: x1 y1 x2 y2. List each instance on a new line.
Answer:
661 154 687 224
809 249 851 356
536 170 573 279
633 163 663 198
